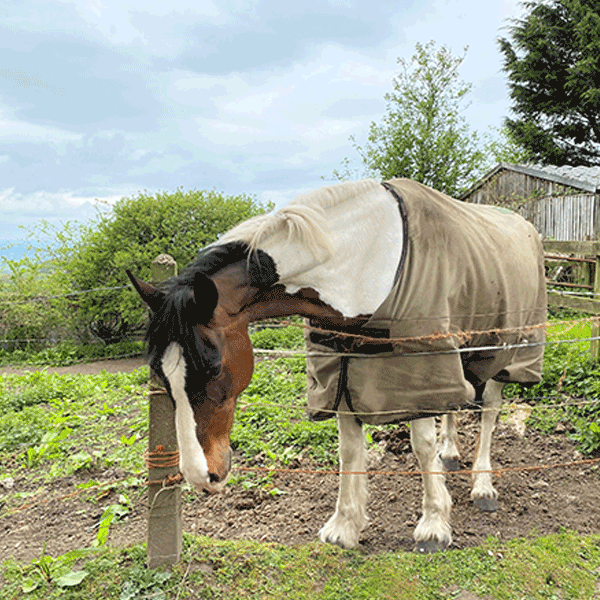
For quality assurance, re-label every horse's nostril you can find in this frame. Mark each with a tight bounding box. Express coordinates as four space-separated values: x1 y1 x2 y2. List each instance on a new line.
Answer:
208 472 221 484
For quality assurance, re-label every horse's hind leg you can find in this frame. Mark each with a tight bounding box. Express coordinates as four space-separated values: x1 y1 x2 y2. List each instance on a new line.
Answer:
411 417 452 553
471 379 504 512
439 413 461 471
319 413 368 549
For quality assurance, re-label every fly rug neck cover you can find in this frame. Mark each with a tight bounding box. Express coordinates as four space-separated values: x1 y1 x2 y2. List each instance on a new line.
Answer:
305 179 547 425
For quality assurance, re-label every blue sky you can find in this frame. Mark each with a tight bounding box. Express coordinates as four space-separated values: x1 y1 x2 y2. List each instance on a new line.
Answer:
1 0 523 256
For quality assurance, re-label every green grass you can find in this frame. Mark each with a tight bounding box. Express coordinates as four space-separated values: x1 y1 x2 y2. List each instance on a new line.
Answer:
0 340 145 367
504 315 600 455
0 368 150 499
1 322 599 598
1 531 599 600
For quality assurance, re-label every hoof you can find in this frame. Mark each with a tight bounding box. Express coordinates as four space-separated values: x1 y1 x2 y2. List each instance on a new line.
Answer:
318 518 362 550
441 456 461 472
414 538 451 554
319 531 358 550
323 535 352 550
473 496 498 512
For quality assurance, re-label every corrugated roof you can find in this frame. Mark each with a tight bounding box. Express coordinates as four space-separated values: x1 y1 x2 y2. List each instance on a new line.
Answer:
460 162 600 199
532 164 600 191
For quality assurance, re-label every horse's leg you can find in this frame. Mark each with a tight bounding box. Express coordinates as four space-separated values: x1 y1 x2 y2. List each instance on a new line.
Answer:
439 413 461 471
411 416 453 553
319 413 368 549
471 379 504 512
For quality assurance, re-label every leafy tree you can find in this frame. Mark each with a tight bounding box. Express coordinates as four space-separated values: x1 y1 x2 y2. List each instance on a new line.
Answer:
499 0 600 166
27 189 272 342
338 41 485 197
0 252 70 350
475 126 535 178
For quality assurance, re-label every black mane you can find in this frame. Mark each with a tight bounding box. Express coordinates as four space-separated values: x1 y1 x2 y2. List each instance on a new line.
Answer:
175 240 279 289
146 242 279 393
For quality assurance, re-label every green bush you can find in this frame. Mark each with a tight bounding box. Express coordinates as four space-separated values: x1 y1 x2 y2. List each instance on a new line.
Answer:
1 188 272 346
60 188 272 337
505 329 600 455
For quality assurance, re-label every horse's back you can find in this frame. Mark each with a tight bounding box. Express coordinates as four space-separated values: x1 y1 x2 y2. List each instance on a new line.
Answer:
305 179 546 425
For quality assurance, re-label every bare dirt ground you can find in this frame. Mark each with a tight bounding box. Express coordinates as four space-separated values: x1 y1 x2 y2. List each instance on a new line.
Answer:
1 358 599 564
0 356 147 377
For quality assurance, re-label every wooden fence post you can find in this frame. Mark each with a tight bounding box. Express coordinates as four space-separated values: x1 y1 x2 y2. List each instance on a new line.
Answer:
591 255 600 363
147 254 182 568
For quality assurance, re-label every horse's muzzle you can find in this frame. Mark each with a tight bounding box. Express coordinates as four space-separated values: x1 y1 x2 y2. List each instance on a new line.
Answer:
203 447 232 494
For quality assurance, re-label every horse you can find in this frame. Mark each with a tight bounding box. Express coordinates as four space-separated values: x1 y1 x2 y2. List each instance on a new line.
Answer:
127 178 547 552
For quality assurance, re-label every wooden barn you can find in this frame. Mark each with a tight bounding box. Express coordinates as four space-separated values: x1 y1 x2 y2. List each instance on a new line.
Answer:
460 163 600 240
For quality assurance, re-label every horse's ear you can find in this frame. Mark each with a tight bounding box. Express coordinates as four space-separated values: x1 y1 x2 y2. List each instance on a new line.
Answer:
126 270 165 313
192 272 219 325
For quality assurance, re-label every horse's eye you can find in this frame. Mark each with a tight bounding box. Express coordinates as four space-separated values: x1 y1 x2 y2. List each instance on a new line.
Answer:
205 377 227 404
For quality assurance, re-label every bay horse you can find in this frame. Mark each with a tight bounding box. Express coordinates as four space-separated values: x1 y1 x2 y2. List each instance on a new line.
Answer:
128 178 546 552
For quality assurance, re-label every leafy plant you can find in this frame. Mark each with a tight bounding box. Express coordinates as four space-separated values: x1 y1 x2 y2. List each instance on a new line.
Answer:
25 424 73 468
504 316 600 455
19 544 93 593
250 325 304 350
95 494 132 547
119 566 172 600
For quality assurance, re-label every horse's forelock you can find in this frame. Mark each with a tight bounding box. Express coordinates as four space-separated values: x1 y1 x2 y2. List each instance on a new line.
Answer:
144 241 277 389
146 286 221 388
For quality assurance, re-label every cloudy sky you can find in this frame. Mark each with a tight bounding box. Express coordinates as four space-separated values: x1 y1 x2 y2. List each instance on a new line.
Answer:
1 0 523 258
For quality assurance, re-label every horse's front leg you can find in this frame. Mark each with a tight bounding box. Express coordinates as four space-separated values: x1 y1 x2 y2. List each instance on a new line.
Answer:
319 413 368 549
411 416 452 553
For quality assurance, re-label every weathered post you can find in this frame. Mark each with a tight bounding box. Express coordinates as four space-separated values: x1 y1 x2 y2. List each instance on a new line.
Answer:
146 254 182 568
591 254 600 362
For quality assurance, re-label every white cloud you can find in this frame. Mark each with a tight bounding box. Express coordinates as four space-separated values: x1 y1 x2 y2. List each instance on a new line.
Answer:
0 117 81 144
258 186 316 210
49 0 227 48
1 0 526 255
0 187 130 214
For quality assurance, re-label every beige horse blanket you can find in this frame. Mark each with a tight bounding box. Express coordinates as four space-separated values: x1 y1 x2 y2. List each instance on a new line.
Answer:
305 179 547 425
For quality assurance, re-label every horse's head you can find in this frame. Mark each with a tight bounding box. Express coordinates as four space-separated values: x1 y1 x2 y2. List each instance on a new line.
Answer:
127 262 256 494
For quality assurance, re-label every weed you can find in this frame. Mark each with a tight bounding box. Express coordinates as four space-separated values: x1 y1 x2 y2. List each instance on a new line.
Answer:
14 544 96 594
119 566 172 600
0 341 145 369
94 494 132 547
25 424 72 468
250 325 304 350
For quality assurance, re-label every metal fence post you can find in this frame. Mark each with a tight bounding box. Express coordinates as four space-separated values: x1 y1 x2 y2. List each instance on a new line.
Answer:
147 254 182 568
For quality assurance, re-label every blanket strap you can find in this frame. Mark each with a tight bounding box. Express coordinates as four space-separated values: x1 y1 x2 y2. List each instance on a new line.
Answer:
381 181 409 285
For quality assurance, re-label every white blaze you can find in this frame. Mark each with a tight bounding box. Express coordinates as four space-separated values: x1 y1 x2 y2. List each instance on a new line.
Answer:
161 342 209 489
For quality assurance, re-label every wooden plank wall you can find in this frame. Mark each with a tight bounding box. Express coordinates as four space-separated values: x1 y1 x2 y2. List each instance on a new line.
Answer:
520 194 598 241
468 171 565 205
544 240 600 361
465 169 599 241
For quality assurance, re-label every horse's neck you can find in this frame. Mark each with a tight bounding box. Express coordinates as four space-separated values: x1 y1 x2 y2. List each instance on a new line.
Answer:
210 258 370 327
242 285 369 328
254 185 404 318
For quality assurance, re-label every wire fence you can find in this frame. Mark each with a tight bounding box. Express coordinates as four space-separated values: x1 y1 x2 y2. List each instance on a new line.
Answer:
0 313 598 369
1 335 599 566
2 422 599 519
0 285 131 306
